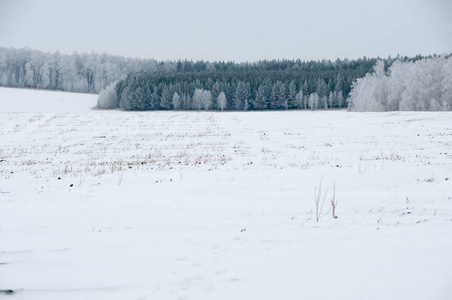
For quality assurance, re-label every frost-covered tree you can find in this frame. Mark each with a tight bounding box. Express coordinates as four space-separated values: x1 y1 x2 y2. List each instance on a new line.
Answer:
303 94 308 109
40 62 51 89
288 80 297 108
400 57 444 111
349 60 388 111
172 92 181 110
201 90 212 110
180 93 188 110
322 96 328 109
295 90 304 109
97 80 119 109
24 62 34 87
441 58 452 110
149 88 160 109
185 94 192 110
328 91 335 108
254 85 266 110
269 81 286 109
160 86 172 109
0 47 162 93
308 93 319 110
193 88 204 110
217 92 226 111
234 81 251 111
119 85 134 110
280 82 289 110
208 82 220 110
349 56 452 112
316 79 329 98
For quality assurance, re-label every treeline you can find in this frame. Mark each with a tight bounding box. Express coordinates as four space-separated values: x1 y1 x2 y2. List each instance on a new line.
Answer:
110 55 430 111
1 47 439 112
349 55 452 111
0 47 167 93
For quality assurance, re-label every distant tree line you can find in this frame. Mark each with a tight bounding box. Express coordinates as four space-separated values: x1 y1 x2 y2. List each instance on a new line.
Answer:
110 55 430 111
1 47 440 111
349 55 452 111
0 47 168 93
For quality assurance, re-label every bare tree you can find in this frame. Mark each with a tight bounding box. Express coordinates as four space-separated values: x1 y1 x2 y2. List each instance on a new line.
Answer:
217 92 227 111
172 92 181 110
202 90 212 110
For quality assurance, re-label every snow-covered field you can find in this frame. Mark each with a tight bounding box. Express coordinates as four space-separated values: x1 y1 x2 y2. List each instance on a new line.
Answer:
0 87 97 113
0 87 451 300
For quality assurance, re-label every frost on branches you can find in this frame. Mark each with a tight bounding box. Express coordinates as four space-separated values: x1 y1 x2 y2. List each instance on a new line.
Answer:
348 56 452 112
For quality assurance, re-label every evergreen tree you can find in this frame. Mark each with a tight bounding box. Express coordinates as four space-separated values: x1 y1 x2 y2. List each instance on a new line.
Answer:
234 81 251 111
288 80 297 109
160 86 172 109
322 96 328 109
337 91 344 108
316 79 329 98
270 82 279 109
149 88 160 109
211 81 222 110
185 94 192 110
279 82 289 110
328 91 335 108
302 79 309 98
295 91 303 109
254 84 269 109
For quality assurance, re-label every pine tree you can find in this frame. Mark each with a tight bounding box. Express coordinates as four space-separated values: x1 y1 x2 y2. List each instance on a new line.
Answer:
316 79 329 98
328 91 335 108
160 86 172 109
211 81 222 110
322 96 328 109
288 80 297 109
303 79 309 97
337 91 344 108
234 81 251 111
254 84 269 109
180 93 187 110
270 82 279 109
149 88 160 109
279 82 288 110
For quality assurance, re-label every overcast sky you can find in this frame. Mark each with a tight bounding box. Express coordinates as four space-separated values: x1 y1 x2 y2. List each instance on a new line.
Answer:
0 0 451 62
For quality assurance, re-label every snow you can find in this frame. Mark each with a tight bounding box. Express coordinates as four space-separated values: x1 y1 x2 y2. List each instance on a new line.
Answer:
0 87 97 113
0 88 451 299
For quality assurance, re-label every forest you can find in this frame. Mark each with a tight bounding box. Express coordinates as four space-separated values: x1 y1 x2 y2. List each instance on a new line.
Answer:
104 56 434 111
1 47 449 111
0 47 167 93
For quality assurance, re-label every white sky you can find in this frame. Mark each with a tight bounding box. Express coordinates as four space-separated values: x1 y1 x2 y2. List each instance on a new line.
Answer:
0 0 451 62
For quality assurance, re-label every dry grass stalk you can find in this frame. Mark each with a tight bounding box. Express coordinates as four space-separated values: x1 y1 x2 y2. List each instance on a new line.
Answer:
331 182 338 219
314 178 338 222
314 177 329 222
